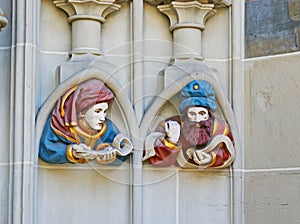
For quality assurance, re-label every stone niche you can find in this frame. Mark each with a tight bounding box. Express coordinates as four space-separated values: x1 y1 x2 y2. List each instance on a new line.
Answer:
35 0 238 223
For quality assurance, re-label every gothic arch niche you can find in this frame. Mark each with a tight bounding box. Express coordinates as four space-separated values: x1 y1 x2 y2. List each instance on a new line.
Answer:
140 72 239 223
34 0 240 223
35 70 137 224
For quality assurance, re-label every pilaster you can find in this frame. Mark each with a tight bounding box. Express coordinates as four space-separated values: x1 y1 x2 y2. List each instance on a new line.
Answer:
8 1 37 223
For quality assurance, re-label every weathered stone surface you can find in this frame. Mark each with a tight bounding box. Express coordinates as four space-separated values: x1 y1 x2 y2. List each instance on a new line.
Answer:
244 171 300 224
244 53 300 169
246 0 300 57
289 0 300 21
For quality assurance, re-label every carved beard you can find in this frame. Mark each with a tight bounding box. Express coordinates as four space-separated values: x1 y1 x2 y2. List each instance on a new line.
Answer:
181 117 213 147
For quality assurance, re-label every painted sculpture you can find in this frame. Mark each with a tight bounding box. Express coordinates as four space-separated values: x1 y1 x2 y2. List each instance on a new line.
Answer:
39 78 133 165
143 80 235 169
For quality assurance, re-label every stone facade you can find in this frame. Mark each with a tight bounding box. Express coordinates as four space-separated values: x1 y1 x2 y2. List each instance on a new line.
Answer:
0 0 299 224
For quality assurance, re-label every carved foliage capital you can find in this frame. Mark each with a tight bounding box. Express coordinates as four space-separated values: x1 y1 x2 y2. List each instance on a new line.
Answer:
53 0 121 22
158 1 216 31
147 0 231 8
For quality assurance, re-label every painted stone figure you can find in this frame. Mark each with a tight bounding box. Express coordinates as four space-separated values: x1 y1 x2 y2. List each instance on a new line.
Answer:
39 78 133 165
143 80 235 169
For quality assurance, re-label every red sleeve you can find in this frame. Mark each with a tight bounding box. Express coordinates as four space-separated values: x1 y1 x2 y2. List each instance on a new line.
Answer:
210 118 234 167
149 138 180 167
211 144 230 167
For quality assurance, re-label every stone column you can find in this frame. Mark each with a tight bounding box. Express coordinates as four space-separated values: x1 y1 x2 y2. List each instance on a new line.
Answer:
158 1 216 60
53 0 121 56
0 8 8 30
53 0 121 82
156 0 231 86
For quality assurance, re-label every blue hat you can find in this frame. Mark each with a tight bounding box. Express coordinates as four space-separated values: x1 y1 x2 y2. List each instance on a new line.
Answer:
179 80 217 114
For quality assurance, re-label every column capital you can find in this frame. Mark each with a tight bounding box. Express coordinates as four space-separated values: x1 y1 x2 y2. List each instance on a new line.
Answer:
0 8 8 30
158 1 216 31
158 0 220 60
147 0 231 8
53 0 121 23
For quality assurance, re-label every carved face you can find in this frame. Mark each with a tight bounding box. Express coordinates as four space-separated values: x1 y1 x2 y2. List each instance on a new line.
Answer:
187 107 209 123
83 102 108 130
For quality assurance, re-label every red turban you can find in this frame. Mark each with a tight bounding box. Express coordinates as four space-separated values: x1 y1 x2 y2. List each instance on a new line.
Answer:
51 79 114 142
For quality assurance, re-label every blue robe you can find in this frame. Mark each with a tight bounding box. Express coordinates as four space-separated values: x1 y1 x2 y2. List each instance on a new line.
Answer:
39 116 128 165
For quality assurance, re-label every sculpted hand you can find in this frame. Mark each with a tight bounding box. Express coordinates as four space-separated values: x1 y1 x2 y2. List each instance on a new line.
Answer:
165 120 180 144
72 143 97 160
193 150 212 165
97 146 117 162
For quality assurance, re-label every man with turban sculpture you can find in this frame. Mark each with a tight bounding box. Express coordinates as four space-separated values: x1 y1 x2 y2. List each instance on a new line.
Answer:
143 80 235 169
39 78 133 165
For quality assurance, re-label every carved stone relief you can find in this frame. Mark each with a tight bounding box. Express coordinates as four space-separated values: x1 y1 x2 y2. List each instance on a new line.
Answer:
142 80 235 169
39 78 133 165
38 0 237 170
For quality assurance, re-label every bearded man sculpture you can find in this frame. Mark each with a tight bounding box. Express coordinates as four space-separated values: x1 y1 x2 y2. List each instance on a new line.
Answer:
143 80 235 169
39 78 133 165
